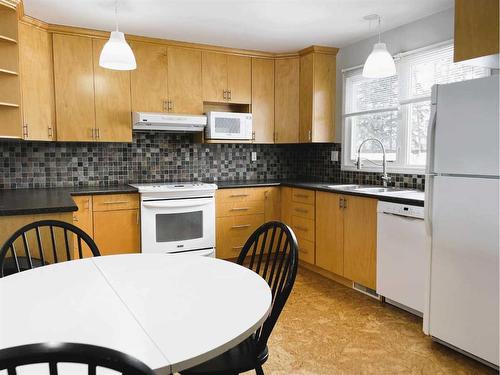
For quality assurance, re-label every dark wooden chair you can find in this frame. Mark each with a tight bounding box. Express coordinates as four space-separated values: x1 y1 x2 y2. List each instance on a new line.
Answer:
0 220 100 277
181 221 299 375
0 342 154 375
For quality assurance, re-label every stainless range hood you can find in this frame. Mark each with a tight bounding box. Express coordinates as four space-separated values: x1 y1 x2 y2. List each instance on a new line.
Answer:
132 112 207 132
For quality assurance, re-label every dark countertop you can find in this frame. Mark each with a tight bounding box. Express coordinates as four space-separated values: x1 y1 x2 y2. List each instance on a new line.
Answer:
0 185 138 216
215 180 425 207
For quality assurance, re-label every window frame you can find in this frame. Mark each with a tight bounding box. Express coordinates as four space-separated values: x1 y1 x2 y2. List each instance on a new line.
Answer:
341 40 490 174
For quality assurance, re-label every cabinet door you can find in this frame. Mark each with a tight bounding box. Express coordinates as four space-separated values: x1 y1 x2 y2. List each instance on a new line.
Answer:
315 192 344 275
227 55 251 104
251 58 274 143
168 47 203 114
280 187 293 226
202 51 227 102
53 34 95 141
343 195 377 289
454 0 499 63
18 22 55 141
312 53 335 142
299 52 313 143
72 195 94 258
130 41 168 112
264 187 280 222
93 209 140 255
275 58 299 143
92 38 132 142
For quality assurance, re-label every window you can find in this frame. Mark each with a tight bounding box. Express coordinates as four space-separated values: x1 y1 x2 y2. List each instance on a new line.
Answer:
342 43 490 173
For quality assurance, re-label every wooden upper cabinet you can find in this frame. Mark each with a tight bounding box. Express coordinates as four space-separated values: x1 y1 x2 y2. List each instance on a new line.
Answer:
227 54 251 104
167 47 203 114
92 38 132 142
202 51 251 104
315 192 344 276
52 33 95 142
251 58 274 143
18 22 55 141
299 50 337 143
343 195 377 290
130 41 168 112
275 57 299 144
454 0 499 65
202 51 227 102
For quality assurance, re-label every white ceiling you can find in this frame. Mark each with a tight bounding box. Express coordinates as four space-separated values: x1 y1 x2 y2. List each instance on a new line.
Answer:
24 0 453 52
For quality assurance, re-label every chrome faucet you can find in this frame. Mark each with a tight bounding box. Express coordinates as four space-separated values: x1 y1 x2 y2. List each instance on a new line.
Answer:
355 138 391 187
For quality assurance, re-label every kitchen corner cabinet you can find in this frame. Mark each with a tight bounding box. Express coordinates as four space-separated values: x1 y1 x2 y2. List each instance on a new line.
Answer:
315 192 377 289
251 58 275 143
72 193 140 256
454 0 499 64
53 34 132 142
202 51 251 104
18 21 55 141
299 50 337 143
275 57 300 143
72 195 94 258
215 187 280 259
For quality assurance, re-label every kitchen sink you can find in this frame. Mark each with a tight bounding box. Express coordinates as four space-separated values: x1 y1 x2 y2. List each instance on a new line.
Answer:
324 184 415 195
354 187 395 193
323 184 362 190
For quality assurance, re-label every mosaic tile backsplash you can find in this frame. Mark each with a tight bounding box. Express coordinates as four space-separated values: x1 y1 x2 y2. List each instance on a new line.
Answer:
0 132 425 190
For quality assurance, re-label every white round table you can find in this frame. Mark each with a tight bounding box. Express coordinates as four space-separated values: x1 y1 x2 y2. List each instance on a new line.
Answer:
0 254 272 374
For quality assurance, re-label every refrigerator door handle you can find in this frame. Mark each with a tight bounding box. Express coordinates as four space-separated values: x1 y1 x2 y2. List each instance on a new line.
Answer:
424 174 434 236
426 103 437 175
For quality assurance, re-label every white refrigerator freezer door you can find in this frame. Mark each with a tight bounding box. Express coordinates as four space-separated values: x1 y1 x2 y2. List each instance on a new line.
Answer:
433 75 499 176
429 176 499 365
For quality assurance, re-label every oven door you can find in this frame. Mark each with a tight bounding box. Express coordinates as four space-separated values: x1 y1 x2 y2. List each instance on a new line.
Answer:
140 197 215 253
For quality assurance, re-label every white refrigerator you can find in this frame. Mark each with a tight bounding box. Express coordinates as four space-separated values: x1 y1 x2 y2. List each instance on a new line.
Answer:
424 75 499 367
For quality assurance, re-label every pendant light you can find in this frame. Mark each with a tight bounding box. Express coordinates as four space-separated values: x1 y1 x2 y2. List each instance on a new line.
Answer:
99 0 136 70
362 14 396 78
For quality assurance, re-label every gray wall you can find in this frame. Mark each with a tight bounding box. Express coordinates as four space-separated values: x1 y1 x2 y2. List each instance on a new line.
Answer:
334 8 454 141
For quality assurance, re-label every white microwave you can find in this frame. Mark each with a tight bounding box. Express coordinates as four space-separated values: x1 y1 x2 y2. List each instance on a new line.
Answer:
205 111 253 140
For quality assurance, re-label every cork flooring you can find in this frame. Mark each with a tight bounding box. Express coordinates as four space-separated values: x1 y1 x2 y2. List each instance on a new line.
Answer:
254 267 497 375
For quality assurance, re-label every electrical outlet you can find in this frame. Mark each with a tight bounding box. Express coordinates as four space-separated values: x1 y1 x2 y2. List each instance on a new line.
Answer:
251 151 257 162
331 151 339 162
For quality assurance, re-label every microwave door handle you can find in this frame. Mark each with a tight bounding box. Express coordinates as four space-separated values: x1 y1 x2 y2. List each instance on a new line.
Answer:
142 199 212 209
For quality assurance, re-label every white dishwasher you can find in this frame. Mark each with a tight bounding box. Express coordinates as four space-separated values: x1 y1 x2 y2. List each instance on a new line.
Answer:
376 201 429 315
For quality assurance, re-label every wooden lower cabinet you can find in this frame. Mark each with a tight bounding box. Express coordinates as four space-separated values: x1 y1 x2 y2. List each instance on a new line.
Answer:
93 209 140 255
72 195 94 258
342 195 377 289
215 187 280 259
72 193 140 257
315 192 344 276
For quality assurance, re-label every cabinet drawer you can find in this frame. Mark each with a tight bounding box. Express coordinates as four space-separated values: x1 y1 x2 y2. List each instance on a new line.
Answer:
291 216 315 242
216 214 265 259
216 188 266 203
298 238 315 264
291 188 315 205
290 201 315 220
216 200 265 218
92 193 139 211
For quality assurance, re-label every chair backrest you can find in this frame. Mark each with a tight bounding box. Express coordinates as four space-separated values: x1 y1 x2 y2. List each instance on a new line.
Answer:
0 220 100 277
0 342 154 375
237 221 299 353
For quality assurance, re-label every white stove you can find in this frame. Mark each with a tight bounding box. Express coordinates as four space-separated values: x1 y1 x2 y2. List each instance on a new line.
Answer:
130 182 218 257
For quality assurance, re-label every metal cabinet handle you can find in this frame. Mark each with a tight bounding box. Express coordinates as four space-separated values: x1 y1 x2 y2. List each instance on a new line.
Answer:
90 128 95 139
101 200 129 205
170 100 174 111
223 90 227 100
228 90 232 100
252 131 256 141
230 194 249 198
48 125 53 138
23 124 29 139
343 197 347 209
339 197 344 209
231 207 250 211
73 216 79 222
294 194 308 198
163 100 168 111
231 224 251 229
294 208 308 213
308 130 312 141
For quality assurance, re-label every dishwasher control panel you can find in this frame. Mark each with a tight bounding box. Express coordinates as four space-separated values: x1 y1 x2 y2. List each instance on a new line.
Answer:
377 201 424 219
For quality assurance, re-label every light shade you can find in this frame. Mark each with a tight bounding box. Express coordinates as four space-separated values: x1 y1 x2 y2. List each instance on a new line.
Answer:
99 31 136 70
362 42 396 78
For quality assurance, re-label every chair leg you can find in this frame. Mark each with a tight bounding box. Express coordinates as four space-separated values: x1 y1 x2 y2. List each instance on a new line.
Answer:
255 363 264 375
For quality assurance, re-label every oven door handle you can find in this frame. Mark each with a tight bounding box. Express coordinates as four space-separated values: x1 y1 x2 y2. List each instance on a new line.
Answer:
142 199 212 209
